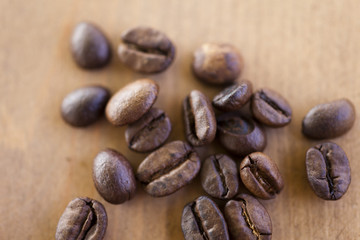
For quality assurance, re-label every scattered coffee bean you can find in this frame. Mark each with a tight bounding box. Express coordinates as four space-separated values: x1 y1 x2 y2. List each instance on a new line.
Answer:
306 142 351 200
61 85 110 127
125 108 171 152
182 196 229 240
200 154 239 199
302 99 355 139
224 193 272 240
251 88 292 127
93 149 136 204
192 43 243 85
136 141 200 197
105 79 159 126
240 152 284 200
183 90 216 146
117 26 175 73
55 197 107 240
212 80 253 112
71 22 111 69
217 113 266 156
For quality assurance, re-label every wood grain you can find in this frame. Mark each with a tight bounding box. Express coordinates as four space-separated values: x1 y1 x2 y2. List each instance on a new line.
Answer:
1 0 360 239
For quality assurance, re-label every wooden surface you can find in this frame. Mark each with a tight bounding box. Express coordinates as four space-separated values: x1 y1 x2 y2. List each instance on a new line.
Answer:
1 0 360 239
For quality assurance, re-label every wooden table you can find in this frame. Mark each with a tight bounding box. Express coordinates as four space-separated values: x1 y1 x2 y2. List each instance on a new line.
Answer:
1 0 359 239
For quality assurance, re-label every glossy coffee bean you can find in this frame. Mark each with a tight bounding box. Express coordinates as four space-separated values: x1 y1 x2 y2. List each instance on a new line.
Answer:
61 86 110 127
182 196 229 240
117 26 175 73
125 108 171 152
306 142 351 200
192 43 243 85
212 80 253 112
136 141 200 197
71 22 111 69
201 154 239 199
224 193 272 240
251 88 292 127
302 99 355 139
240 152 284 199
183 90 216 146
93 149 136 204
217 113 266 156
55 197 107 240
106 79 159 126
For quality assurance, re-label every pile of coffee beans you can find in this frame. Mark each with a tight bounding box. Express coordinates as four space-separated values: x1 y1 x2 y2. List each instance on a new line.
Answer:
56 22 356 240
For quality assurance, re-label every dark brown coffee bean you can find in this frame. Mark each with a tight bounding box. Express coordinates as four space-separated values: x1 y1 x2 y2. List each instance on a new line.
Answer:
302 99 355 139
125 108 171 152
136 141 200 197
201 154 239 199
240 152 284 199
251 88 292 127
212 80 253 112
105 79 159 126
55 197 107 240
93 149 136 204
224 193 272 240
217 113 266 156
71 22 111 69
192 43 243 85
183 90 216 146
117 26 175 73
306 142 351 200
61 86 110 127
182 196 229 240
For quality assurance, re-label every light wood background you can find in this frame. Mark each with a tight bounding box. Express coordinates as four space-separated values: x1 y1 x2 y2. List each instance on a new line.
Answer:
1 0 360 239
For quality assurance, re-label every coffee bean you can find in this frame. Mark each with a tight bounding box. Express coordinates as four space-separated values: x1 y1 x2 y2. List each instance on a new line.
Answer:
240 152 284 199
71 22 111 69
125 108 171 152
302 99 355 139
136 141 200 197
251 88 292 127
224 193 272 240
55 197 107 240
192 43 243 85
217 113 266 156
200 154 239 199
306 142 351 200
183 90 216 146
105 79 159 126
61 86 110 127
181 196 229 240
93 149 136 204
117 26 175 73
212 80 253 112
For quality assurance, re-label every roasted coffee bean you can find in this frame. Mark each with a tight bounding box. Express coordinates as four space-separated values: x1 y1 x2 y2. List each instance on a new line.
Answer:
192 43 243 85
93 149 136 204
125 108 171 152
240 152 284 199
212 80 253 112
224 193 272 240
306 142 351 200
201 154 239 199
136 141 200 197
251 88 292 127
302 99 355 139
55 197 107 240
117 26 175 73
217 113 266 156
181 196 229 240
106 79 159 126
71 22 111 69
61 86 110 127
183 90 216 146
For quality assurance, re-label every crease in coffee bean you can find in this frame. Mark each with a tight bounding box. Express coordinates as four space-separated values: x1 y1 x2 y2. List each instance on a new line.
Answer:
316 145 336 200
190 202 210 240
212 155 229 197
259 90 289 117
185 96 201 143
80 199 97 239
124 42 168 56
240 199 261 239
